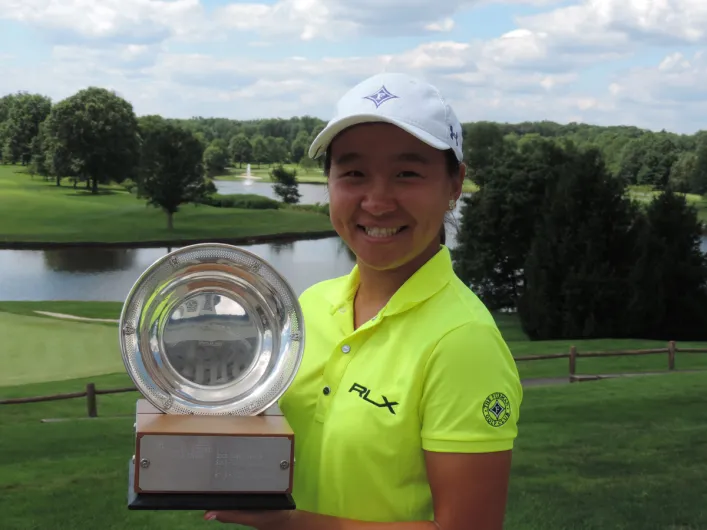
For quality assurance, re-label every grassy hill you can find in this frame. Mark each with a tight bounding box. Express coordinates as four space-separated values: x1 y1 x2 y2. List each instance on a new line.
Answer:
0 165 333 246
1 365 704 529
2 303 707 387
1 303 706 528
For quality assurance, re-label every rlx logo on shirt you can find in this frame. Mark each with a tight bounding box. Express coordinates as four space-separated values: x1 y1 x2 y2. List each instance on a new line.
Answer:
348 383 399 415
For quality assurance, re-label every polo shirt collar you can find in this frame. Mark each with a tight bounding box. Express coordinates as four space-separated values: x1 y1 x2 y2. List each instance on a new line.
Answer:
327 246 454 318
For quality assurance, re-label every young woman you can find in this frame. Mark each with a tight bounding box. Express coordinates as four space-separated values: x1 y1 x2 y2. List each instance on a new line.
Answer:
205 73 523 529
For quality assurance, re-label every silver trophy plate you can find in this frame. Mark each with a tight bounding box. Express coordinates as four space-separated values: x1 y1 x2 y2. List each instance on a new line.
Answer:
119 243 304 416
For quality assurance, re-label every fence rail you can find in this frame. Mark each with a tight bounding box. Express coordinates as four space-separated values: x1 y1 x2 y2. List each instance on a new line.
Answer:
2 341 707 417
0 383 138 416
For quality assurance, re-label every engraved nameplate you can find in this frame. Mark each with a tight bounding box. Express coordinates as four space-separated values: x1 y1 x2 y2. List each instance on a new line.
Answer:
136 435 292 493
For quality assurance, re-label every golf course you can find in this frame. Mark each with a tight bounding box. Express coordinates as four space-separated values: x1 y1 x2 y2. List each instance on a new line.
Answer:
2 164 707 530
0 165 334 246
1 302 706 530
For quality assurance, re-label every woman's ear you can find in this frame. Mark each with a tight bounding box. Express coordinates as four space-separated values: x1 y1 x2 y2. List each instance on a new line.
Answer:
453 162 467 200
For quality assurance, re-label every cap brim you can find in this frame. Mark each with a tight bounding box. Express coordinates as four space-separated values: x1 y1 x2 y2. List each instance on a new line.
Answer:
308 114 450 159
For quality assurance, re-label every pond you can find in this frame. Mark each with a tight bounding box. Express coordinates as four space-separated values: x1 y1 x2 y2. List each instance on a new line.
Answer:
0 179 703 303
215 179 329 205
0 180 464 302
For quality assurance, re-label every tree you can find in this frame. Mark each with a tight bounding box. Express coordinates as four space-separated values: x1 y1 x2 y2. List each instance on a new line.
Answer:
690 137 707 196
139 120 208 230
251 134 268 168
626 188 707 340
270 165 301 204
1 92 52 165
669 151 697 193
203 138 229 176
228 133 252 168
517 145 641 340
28 119 50 178
268 136 289 165
453 137 574 311
291 130 310 163
462 121 507 186
43 87 140 193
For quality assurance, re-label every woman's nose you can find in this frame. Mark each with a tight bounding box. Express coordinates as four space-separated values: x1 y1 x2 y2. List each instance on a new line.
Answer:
359 178 397 216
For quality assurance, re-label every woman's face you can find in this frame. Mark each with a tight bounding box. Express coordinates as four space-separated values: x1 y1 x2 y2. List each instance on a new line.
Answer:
327 122 464 272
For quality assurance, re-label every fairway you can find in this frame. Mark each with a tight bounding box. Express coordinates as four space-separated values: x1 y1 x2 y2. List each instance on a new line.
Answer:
1 304 706 529
2 303 707 386
0 165 333 245
1 370 705 530
0 311 124 386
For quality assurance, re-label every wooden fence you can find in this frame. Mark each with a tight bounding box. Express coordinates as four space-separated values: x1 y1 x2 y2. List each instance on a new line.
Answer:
514 340 707 382
2 341 707 417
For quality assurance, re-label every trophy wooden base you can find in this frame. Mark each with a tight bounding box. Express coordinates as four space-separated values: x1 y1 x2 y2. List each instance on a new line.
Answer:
128 399 296 511
127 461 296 510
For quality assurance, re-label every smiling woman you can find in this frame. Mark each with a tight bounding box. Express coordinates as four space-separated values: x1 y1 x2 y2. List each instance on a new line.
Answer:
204 73 523 530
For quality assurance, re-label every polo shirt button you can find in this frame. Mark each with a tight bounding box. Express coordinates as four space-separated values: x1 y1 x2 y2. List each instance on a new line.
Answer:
323 386 331 395
341 345 351 354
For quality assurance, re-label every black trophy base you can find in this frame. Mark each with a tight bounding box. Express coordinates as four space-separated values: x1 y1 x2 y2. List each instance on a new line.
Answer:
127 460 296 511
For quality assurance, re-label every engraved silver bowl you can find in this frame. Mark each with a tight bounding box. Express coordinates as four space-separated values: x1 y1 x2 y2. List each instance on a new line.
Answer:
119 243 304 416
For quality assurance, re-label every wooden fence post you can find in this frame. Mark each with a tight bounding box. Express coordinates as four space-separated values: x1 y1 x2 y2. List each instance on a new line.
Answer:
86 383 97 418
569 345 577 382
668 341 676 371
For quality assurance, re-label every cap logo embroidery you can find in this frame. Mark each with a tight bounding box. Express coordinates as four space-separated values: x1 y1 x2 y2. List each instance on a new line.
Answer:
363 85 398 108
449 125 459 146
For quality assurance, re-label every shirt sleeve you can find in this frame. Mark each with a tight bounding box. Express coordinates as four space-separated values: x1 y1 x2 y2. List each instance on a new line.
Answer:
419 321 523 453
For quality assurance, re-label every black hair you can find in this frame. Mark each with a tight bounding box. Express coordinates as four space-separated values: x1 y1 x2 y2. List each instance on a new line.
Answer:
323 146 461 246
439 149 460 246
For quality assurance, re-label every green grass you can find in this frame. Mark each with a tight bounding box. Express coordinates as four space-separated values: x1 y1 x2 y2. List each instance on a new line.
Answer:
628 186 707 223
0 311 125 387
2 301 706 387
504 371 707 530
0 370 704 529
494 312 707 380
0 300 123 320
0 165 333 245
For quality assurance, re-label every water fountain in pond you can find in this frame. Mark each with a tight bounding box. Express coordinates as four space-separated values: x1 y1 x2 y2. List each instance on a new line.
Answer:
244 163 253 186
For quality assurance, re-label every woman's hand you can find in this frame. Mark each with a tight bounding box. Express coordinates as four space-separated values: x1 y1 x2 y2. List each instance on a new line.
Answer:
203 509 296 529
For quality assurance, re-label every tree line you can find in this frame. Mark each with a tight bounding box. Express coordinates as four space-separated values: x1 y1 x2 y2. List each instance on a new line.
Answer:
3 87 707 342
453 136 707 342
0 88 305 227
5 88 707 196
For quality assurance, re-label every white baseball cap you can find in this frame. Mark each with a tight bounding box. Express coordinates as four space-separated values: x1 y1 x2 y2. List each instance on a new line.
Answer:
308 72 464 162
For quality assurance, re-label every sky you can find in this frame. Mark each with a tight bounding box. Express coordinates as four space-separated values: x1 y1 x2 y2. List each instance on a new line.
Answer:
0 0 706 134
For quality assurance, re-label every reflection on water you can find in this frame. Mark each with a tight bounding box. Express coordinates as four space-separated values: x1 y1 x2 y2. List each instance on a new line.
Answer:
0 236 360 302
43 247 137 273
216 180 329 205
2 192 698 303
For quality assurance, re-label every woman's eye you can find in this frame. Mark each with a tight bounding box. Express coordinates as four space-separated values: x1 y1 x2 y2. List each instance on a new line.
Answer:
397 171 420 178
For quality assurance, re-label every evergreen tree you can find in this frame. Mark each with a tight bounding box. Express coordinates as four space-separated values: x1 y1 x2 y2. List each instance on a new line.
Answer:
453 138 575 311
270 165 301 204
518 145 641 340
626 188 707 340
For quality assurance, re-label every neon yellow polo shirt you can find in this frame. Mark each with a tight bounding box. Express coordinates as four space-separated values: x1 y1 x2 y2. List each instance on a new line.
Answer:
278 246 522 523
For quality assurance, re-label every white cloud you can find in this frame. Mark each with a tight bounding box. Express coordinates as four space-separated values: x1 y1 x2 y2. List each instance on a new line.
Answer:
610 51 707 106
425 18 455 32
214 0 557 40
0 0 210 42
518 0 707 47
2 0 706 135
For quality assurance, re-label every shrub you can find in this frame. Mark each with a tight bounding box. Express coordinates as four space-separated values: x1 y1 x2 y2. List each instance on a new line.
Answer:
199 193 280 210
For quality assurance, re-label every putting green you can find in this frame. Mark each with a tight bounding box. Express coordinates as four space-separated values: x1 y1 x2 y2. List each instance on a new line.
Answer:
0 311 124 387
